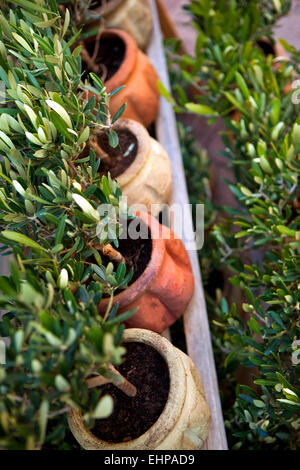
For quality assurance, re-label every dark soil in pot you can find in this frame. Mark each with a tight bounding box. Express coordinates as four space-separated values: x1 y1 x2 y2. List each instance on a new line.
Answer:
84 34 125 81
257 39 275 56
101 219 152 285
89 0 115 9
91 342 170 443
98 128 138 178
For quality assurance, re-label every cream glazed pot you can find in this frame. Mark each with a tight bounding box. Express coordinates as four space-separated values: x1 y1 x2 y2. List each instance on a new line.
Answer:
95 0 153 51
68 328 211 450
95 118 173 216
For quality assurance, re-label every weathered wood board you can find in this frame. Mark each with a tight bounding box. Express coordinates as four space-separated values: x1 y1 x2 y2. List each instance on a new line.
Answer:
147 0 228 450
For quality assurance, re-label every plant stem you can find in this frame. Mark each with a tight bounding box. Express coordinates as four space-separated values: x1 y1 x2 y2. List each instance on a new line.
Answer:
81 44 100 74
87 365 137 397
89 132 111 162
99 243 125 264
103 291 114 322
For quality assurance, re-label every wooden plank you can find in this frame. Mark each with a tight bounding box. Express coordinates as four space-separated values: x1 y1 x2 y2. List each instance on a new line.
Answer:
147 0 228 450
161 328 171 341
155 0 188 54
0 251 9 276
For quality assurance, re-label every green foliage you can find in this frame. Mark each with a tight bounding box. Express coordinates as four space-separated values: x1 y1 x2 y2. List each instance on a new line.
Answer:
166 0 292 118
0 0 129 290
166 0 300 450
0 0 131 450
0 262 131 449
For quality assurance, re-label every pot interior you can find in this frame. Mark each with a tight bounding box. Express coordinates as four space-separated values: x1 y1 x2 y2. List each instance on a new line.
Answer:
101 218 152 287
256 39 275 56
89 0 120 12
84 33 125 81
91 341 170 443
98 128 138 178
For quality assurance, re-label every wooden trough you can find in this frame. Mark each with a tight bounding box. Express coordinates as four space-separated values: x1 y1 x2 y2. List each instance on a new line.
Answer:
147 0 227 450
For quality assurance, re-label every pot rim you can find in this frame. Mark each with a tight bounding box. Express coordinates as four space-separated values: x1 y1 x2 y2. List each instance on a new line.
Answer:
82 29 137 91
68 328 186 449
98 211 169 312
89 0 124 17
106 118 151 187
89 28 137 93
257 36 286 58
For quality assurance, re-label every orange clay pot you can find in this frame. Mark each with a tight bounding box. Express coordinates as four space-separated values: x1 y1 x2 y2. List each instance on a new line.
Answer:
83 29 159 129
98 211 194 333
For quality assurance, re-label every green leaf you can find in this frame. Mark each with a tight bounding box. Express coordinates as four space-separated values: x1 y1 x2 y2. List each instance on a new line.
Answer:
77 126 90 145
248 316 261 335
93 395 113 419
38 400 49 444
72 194 100 221
112 103 127 124
55 215 67 245
185 103 217 116
55 374 70 392
108 129 119 148
49 111 72 142
46 100 72 129
276 225 296 237
157 80 176 106
10 0 54 14
2 231 47 252
12 33 34 53
235 72 250 99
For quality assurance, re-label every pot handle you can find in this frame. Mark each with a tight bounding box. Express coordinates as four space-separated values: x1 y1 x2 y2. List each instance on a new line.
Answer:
183 427 204 449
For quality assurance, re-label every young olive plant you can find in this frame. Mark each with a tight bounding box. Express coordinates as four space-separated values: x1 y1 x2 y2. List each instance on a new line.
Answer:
163 0 292 119
0 262 135 449
0 0 135 449
0 1 133 294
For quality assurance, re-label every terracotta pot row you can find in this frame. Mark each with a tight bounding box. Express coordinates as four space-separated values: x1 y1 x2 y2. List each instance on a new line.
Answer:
69 5 211 450
80 26 194 334
68 328 211 450
78 21 195 333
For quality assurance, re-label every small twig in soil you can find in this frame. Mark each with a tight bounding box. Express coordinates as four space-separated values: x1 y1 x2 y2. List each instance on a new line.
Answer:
99 243 125 264
81 44 101 74
89 133 110 161
91 20 105 63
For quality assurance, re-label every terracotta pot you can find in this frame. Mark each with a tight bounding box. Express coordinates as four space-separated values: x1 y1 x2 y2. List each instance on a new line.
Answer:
91 0 153 51
83 29 159 128
90 118 172 215
68 328 211 450
99 211 194 334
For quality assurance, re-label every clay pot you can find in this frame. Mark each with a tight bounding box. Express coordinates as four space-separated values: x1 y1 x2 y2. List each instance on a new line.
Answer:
68 328 211 450
257 37 286 62
89 118 172 215
99 211 194 334
82 29 159 128
90 0 153 51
